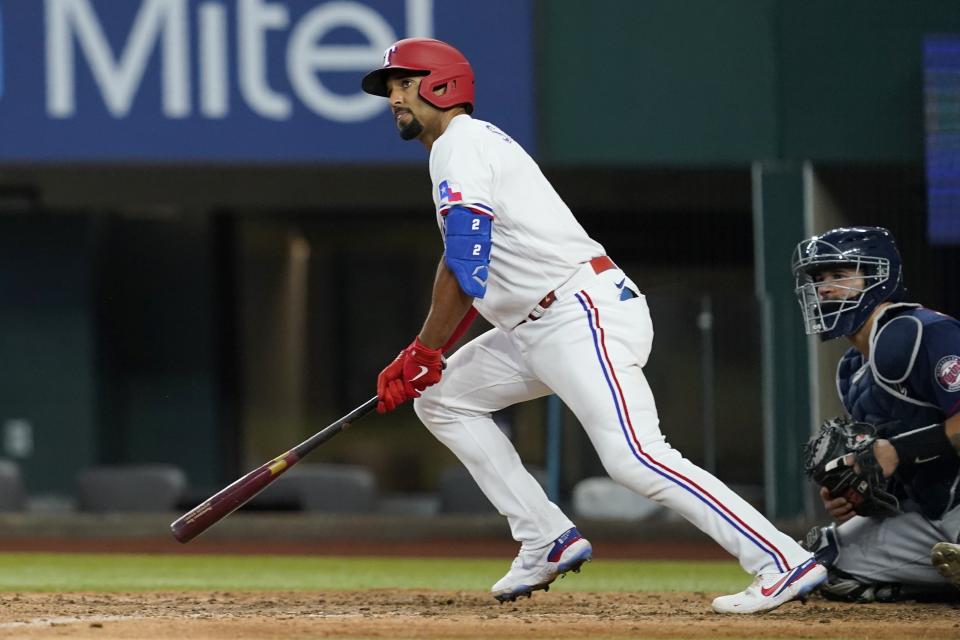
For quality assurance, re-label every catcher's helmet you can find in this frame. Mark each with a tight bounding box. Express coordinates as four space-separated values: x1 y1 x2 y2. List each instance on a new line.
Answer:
361 38 474 113
791 227 905 340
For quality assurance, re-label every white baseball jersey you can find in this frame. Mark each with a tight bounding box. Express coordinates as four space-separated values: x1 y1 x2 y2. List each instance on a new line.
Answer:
429 114 605 330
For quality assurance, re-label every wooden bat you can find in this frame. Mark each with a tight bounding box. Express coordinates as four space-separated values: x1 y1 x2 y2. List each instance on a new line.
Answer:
170 395 378 543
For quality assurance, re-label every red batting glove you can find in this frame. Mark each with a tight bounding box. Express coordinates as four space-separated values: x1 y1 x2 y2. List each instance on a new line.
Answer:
376 338 445 414
376 353 407 414
402 338 444 395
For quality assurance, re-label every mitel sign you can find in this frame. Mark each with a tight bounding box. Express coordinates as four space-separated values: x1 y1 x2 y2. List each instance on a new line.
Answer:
0 0 534 162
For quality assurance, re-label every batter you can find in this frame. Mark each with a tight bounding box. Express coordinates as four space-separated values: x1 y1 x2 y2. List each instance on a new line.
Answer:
361 37 825 613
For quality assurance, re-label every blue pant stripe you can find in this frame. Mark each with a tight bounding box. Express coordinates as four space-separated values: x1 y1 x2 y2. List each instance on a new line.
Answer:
574 292 785 572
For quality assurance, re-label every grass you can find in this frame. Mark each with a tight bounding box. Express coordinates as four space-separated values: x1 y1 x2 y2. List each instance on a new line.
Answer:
0 553 748 593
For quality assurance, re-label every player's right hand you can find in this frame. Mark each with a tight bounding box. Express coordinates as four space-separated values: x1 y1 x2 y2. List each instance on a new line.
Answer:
376 338 445 413
819 486 856 523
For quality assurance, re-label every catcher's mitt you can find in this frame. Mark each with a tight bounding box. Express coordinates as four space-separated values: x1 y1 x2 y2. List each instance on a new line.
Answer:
802 416 900 518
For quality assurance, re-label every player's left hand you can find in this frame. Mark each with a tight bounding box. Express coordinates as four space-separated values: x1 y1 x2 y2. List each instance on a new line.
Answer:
376 337 445 413
376 355 407 413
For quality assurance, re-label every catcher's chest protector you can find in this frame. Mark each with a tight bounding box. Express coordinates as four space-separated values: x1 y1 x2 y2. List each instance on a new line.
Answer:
839 307 944 429
838 352 943 428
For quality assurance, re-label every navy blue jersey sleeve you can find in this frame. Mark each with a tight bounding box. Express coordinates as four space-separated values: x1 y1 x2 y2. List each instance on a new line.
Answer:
913 317 960 417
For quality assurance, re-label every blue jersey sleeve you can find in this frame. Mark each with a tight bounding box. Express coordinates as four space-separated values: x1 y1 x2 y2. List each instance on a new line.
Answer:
443 205 493 298
914 316 960 417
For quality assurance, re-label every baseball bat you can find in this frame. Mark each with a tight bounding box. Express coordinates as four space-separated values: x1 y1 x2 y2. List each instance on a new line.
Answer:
170 395 378 543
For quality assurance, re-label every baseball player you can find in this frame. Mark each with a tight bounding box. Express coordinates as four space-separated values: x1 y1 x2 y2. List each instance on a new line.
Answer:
363 37 825 613
792 226 960 601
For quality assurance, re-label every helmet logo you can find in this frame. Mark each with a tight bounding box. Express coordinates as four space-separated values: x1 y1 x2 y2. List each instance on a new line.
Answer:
383 45 398 68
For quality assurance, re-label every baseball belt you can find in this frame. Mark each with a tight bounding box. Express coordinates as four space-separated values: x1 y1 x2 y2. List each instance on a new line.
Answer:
522 255 617 324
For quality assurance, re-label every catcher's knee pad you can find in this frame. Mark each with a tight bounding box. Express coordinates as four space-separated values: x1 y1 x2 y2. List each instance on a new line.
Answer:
801 524 841 567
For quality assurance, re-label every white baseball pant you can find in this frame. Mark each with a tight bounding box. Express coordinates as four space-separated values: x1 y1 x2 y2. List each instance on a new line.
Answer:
414 261 812 575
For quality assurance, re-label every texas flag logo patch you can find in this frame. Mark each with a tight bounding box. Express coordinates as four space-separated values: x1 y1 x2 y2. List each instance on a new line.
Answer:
438 180 463 204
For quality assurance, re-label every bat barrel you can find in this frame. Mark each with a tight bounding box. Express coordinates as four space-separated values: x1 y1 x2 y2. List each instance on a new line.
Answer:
170 453 298 543
170 396 377 543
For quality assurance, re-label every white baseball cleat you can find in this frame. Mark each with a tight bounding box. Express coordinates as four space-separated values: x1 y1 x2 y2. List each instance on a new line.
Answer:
491 527 592 602
712 558 827 614
931 541 960 589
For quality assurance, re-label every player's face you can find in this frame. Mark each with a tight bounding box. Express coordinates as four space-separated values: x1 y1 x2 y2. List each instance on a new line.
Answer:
813 267 865 301
386 74 433 141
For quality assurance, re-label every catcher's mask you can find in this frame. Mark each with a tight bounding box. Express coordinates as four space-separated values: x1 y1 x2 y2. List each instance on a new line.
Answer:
361 38 475 114
791 227 905 341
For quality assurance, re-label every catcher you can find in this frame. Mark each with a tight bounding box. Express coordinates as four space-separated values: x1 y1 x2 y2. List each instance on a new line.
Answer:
794 227 960 602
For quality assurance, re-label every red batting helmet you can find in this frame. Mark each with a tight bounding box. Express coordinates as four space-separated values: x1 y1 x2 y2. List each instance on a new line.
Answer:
361 38 475 113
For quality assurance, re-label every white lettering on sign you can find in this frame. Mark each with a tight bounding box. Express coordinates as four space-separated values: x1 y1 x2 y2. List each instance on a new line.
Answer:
45 0 433 122
199 2 228 117
47 0 190 118
288 2 394 122
238 0 290 119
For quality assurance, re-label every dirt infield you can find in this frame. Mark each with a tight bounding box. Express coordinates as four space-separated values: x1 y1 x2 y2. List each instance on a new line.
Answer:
1 590 958 639
2 536 958 638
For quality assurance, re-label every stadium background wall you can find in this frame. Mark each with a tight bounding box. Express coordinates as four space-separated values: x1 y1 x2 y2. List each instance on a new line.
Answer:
0 1 958 520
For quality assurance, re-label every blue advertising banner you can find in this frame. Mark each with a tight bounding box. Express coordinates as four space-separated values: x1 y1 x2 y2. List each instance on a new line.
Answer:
0 0 533 162
925 34 960 244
